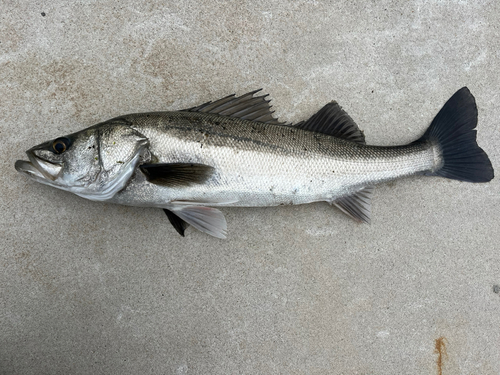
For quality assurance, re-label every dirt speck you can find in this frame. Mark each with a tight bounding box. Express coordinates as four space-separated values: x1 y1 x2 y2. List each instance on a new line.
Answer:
386 180 397 188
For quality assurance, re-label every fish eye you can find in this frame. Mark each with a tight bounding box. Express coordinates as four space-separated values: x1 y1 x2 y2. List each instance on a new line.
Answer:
52 138 70 154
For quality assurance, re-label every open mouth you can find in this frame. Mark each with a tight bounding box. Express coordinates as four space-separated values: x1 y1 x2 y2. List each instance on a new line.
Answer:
15 159 46 179
15 151 62 181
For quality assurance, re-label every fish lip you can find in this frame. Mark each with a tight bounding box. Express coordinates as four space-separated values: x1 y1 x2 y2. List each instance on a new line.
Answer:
16 151 62 181
15 159 46 179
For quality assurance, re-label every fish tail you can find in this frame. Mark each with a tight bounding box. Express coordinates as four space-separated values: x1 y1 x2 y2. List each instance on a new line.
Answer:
419 87 494 182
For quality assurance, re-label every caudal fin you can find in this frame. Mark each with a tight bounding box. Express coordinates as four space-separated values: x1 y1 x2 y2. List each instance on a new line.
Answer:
420 87 494 182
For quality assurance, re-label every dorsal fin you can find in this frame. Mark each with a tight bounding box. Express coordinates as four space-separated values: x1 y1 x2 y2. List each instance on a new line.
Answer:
331 187 373 223
294 102 365 144
183 89 284 125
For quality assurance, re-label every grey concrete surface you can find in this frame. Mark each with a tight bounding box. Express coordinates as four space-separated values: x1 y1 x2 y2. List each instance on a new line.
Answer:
1 1 500 374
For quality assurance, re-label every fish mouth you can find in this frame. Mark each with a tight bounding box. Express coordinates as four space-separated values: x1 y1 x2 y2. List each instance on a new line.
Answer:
15 151 63 182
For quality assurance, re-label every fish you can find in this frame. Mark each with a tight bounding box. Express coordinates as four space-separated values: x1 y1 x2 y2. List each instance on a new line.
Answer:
15 87 494 238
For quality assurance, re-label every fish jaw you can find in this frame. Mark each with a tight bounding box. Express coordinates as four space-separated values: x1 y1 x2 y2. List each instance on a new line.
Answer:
15 149 63 185
15 159 46 180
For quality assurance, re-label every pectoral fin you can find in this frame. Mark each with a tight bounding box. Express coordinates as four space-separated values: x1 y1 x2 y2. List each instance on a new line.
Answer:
140 163 214 186
169 205 227 239
331 187 374 224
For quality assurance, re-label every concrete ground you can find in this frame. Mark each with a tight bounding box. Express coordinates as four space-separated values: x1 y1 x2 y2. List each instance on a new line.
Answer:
2 1 500 374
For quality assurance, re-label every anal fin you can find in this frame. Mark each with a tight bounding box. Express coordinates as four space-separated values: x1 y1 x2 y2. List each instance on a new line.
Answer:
331 187 374 224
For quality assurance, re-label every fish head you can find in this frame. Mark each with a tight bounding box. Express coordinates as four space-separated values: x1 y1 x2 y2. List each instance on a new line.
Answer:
15 120 149 201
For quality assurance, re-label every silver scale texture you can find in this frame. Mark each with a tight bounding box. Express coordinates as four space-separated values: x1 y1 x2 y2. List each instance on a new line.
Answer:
108 111 437 208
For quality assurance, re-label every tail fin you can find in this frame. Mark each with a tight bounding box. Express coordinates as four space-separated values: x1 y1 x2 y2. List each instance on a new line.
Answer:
420 87 494 182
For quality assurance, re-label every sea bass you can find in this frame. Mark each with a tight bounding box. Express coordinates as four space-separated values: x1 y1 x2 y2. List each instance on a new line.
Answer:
15 87 494 238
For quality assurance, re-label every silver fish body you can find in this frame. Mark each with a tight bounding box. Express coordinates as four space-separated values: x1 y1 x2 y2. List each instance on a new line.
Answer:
15 88 494 238
110 111 435 208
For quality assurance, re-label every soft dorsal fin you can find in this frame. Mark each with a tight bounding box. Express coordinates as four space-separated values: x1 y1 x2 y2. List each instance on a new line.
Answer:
295 102 365 144
331 187 373 223
183 89 284 125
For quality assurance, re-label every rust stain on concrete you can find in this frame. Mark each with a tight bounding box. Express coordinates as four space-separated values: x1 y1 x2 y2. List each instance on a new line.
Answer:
434 336 448 375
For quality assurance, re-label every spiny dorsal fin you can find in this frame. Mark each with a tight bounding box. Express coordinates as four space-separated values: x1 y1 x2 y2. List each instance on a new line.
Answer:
140 163 214 186
184 89 284 125
163 209 189 237
295 102 365 144
332 187 373 223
